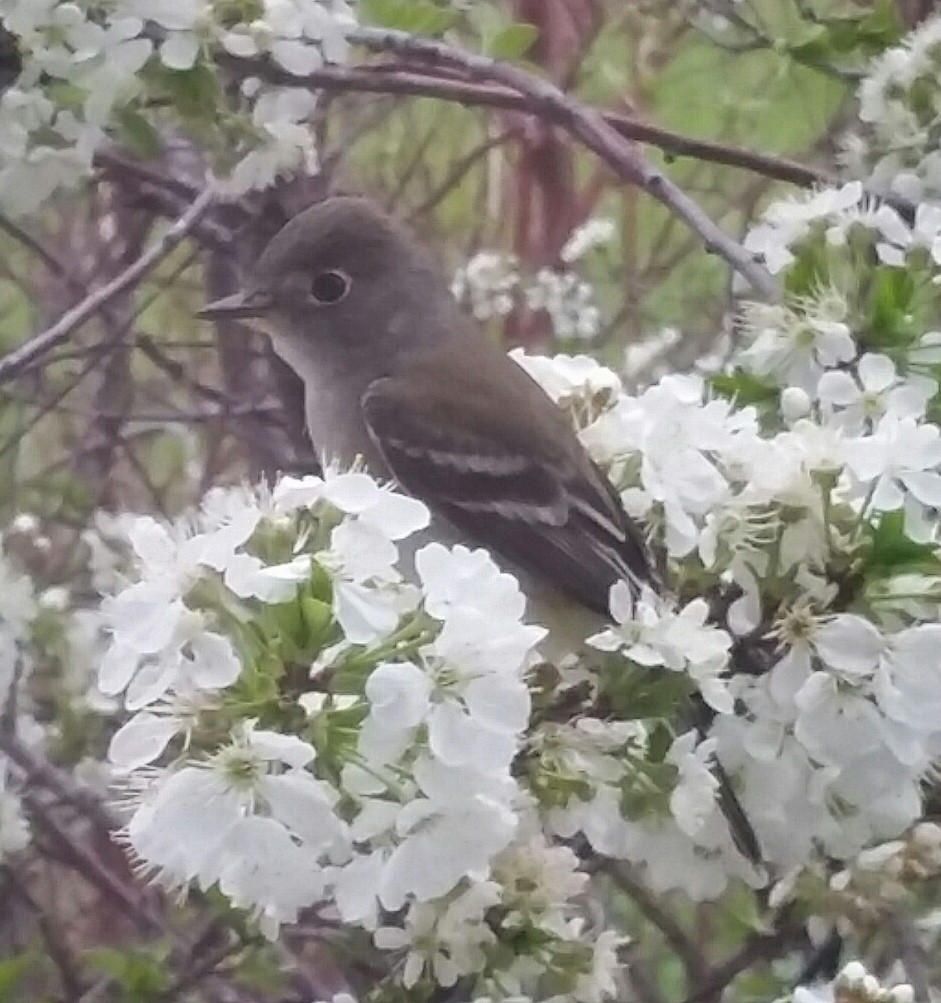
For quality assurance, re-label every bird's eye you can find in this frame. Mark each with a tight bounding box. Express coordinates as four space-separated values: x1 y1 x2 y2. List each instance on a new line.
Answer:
310 269 351 305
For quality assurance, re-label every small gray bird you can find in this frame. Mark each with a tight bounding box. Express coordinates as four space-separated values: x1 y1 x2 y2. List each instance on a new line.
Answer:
199 196 762 866
199 196 656 623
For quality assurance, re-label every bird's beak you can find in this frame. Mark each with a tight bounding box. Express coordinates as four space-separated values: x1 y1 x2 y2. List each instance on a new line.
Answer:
197 289 272 321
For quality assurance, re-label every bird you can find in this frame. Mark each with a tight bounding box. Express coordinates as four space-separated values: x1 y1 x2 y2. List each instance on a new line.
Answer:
198 195 762 865
198 196 657 625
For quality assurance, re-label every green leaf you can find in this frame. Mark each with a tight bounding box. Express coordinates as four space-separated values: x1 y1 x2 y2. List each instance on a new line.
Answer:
709 370 779 407
114 107 162 159
652 37 845 155
787 0 903 64
153 63 220 121
214 0 265 30
266 597 307 657
783 244 827 297
866 267 917 348
308 559 333 602
853 0 904 49
864 510 940 574
301 595 333 638
787 24 832 64
486 22 539 60
87 947 171 999
601 661 693 719
362 0 458 35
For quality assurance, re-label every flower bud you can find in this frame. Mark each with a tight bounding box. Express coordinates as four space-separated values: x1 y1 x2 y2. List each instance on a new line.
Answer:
781 386 811 422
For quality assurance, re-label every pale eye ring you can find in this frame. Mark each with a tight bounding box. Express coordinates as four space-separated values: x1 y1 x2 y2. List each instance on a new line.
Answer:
310 269 351 305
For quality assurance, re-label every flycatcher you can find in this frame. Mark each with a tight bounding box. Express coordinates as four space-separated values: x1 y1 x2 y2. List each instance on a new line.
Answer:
199 196 657 620
199 196 761 866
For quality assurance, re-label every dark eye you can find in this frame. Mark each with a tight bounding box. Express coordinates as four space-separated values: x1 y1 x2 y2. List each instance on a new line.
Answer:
310 269 351 305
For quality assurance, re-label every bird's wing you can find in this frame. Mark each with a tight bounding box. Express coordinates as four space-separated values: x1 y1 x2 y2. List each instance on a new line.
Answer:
362 350 763 865
360 343 655 615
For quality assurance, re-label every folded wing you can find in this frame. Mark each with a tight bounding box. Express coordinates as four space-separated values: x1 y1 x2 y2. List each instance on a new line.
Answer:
361 342 656 615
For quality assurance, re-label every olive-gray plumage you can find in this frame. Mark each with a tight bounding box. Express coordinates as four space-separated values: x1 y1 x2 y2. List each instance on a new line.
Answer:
199 196 655 616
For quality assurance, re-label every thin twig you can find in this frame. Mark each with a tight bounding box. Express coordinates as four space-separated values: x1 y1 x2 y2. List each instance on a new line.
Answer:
20 787 161 933
411 127 517 218
0 188 215 384
3 866 89 998
0 731 119 833
242 30 781 297
218 56 829 191
0 213 79 284
683 923 802 1003
600 861 710 985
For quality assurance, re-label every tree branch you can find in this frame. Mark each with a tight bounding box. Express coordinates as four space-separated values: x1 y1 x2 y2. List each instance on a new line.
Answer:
0 188 215 384
221 32 796 297
219 57 829 191
600 861 710 985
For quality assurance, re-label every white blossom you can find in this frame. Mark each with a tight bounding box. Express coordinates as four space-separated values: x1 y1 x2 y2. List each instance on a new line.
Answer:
819 354 936 432
451 252 519 321
525 268 602 341
124 721 346 935
561 217 617 263
589 583 733 713
377 759 518 910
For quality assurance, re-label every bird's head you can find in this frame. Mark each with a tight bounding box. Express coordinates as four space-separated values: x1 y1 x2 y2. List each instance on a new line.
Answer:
199 196 451 371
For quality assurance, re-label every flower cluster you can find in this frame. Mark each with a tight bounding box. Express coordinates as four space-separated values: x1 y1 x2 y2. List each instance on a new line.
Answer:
451 251 520 322
842 15 941 202
0 538 37 702
2 8 935 992
505 176 941 898
0 0 357 212
451 217 614 341
98 469 624 998
801 822 941 932
795 961 915 1003
525 268 601 341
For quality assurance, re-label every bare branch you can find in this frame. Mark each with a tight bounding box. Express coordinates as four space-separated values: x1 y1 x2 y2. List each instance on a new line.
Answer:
218 56 829 191
227 30 780 297
3 867 89 998
0 188 215 384
600 861 710 985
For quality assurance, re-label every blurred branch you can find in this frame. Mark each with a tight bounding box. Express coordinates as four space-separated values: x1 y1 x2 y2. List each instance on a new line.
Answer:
222 55 830 190
624 941 671 1003
75 195 151 493
1 732 269 1003
221 34 787 298
601 861 710 985
410 128 516 218
0 213 80 284
683 920 804 1003
0 341 124 463
0 729 120 834
3 866 89 998
20 784 162 933
0 187 215 384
